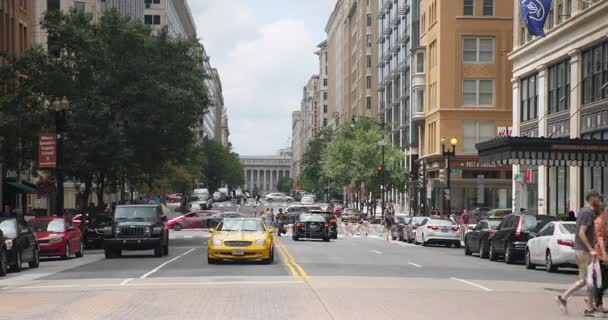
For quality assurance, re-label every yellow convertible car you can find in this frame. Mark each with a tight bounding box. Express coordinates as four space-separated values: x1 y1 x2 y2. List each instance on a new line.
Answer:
207 218 274 264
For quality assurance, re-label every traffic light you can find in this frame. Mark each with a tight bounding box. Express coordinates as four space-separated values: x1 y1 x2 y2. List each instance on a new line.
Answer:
377 165 383 173
439 169 447 185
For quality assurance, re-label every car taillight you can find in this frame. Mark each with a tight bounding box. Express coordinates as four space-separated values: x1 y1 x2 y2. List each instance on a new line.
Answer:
557 239 574 247
297 223 303 227
452 227 460 232
488 230 496 236
324 223 329 228
515 217 523 238
427 226 438 230
330 218 336 223
412 226 418 230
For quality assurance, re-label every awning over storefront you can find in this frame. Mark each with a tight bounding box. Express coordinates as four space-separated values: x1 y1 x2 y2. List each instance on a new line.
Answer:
3 180 38 194
476 136 608 167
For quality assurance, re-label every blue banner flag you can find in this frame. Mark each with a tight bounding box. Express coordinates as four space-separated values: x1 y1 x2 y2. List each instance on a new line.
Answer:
520 0 553 36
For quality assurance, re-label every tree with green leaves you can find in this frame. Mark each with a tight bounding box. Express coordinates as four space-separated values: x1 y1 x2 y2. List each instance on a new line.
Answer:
199 139 244 192
276 176 293 194
299 127 333 193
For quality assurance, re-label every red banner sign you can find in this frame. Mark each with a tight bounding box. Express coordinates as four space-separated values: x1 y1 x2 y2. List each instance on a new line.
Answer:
38 133 57 168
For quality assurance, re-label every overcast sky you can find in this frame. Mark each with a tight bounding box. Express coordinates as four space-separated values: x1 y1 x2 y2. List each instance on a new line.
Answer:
189 0 336 156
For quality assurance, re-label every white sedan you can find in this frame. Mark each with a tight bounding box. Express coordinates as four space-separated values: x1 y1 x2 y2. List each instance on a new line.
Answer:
415 218 461 247
264 193 293 202
300 195 315 205
525 221 576 272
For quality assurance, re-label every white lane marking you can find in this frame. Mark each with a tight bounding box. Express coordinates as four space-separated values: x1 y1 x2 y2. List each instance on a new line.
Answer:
408 262 422 268
120 278 134 286
127 280 303 286
19 285 81 289
139 248 196 279
450 277 493 292
372 250 383 254
183 236 193 239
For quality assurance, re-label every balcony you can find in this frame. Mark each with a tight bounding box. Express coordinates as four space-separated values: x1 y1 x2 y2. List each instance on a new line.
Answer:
383 27 392 37
398 61 409 72
382 0 391 11
377 35 386 44
391 15 400 27
399 4 410 16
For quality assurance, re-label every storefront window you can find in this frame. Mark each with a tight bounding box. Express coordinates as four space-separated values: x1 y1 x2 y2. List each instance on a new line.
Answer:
548 167 569 216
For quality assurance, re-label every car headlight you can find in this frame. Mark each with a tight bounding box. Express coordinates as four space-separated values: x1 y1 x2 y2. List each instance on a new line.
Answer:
114 227 121 234
144 227 151 236
49 237 63 244
255 239 266 246
152 227 162 235
211 238 222 246
4 240 12 250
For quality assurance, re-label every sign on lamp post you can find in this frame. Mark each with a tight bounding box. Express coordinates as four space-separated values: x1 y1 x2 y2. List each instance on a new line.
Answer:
38 133 57 168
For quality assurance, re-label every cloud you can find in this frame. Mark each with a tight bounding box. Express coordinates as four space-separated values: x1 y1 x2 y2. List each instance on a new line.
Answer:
191 1 330 155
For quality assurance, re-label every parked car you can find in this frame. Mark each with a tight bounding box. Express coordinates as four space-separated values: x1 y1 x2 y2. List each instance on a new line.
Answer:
301 195 316 205
190 194 213 210
265 193 293 202
103 204 170 258
292 214 331 242
0 218 39 273
391 215 411 241
415 218 461 247
463 219 502 258
85 214 113 249
207 218 274 264
30 217 84 259
488 214 556 264
525 221 577 272
405 217 427 243
166 210 220 231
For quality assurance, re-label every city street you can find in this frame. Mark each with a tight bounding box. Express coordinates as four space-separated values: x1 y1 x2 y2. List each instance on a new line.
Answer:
0 202 588 320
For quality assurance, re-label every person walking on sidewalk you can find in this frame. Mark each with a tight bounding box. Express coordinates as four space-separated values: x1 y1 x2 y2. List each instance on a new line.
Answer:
556 190 602 316
593 204 608 314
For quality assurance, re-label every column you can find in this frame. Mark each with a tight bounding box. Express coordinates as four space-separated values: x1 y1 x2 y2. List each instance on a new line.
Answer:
536 65 548 215
272 170 277 191
249 169 254 191
511 77 521 212
263 169 267 192
569 49 582 211
257 169 261 191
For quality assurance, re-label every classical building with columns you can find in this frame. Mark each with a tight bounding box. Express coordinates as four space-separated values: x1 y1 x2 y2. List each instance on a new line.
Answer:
241 149 292 194
508 0 608 215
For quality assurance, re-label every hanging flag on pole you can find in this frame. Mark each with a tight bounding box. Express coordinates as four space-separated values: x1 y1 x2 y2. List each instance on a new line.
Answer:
520 0 553 36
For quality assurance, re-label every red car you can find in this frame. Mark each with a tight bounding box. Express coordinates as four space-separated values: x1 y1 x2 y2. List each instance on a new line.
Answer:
29 217 84 259
166 210 220 231
332 206 343 217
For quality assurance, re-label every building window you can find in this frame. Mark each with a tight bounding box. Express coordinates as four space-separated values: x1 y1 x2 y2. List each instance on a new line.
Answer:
367 55 372 68
323 118 328 127
463 79 494 106
482 0 494 16
414 89 424 113
323 79 328 87
367 34 372 48
367 76 372 89
547 59 571 114
145 0 161 4
463 120 494 153
582 41 608 105
367 13 372 27
367 96 372 110
74 1 85 13
463 38 494 64
145 15 161 25
429 41 437 69
323 105 328 113
47 0 60 11
463 0 474 16
323 92 328 101
520 73 538 122
416 52 424 73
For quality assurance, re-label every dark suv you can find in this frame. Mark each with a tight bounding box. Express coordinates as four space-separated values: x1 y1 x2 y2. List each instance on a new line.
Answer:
103 205 169 258
488 214 555 264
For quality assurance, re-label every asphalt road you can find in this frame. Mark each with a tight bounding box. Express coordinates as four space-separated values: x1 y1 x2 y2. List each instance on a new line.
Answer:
0 201 590 320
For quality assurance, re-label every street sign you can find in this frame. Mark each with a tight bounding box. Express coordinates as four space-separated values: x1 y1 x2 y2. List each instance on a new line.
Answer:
451 169 462 175
38 133 57 168
385 166 392 171
515 173 524 182
378 140 386 146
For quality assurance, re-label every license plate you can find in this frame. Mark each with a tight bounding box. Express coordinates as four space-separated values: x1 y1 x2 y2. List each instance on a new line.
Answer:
441 229 448 233
232 249 244 256
310 224 319 229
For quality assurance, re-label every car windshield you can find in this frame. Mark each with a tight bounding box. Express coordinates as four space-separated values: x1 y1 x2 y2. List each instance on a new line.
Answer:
191 195 209 202
396 216 408 224
488 220 501 229
218 219 264 232
428 219 453 226
30 219 65 232
114 207 157 222
412 217 426 225
299 214 326 222
0 219 17 239
560 223 577 234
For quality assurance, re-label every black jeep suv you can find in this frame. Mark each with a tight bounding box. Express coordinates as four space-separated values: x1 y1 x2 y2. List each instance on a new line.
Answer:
103 204 169 258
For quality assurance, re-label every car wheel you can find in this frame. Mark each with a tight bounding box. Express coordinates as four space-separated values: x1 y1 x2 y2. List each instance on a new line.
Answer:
525 248 535 270
173 224 183 231
263 248 274 264
28 247 40 268
267 199 273 203
292 235 299 241
154 244 163 257
479 241 488 259
11 250 22 272
546 250 557 272
207 256 218 264
163 242 169 256
0 248 7 276
322 236 330 242
505 245 513 264
332 234 338 240
464 241 471 255
422 235 428 247
104 248 114 259
76 240 84 258
62 243 71 260
489 242 497 261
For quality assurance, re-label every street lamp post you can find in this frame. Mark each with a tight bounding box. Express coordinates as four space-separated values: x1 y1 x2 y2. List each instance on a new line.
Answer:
352 116 386 219
50 97 69 216
441 138 458 216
